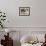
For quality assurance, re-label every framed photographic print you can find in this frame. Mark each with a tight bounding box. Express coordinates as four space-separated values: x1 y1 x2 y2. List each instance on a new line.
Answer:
19 7 30 16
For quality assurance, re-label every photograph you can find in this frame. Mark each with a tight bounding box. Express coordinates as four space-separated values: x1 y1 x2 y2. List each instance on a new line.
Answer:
19 7 30 16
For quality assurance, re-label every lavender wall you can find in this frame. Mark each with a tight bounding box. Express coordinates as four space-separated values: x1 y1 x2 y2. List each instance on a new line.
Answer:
0 0 46 27
0 0 46 46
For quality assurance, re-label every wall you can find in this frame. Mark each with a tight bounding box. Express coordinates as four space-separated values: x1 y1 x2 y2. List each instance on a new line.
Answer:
0 0 46 46
0 0 46 27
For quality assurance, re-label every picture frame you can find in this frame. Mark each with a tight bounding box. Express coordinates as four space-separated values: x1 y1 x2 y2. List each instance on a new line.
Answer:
19 7 30 16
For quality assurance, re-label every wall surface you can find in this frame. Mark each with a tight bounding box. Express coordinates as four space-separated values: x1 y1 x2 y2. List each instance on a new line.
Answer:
0 0 46 46
0 0 46 27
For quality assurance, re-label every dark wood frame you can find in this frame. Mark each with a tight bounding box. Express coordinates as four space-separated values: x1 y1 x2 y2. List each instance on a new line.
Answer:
19 7 30 16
